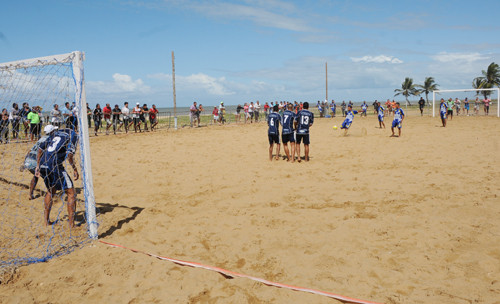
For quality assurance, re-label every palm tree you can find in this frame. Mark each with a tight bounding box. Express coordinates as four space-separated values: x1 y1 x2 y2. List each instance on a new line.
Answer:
394 77 419 106
416 77 439 105
472 77 491 99
473 62 500 99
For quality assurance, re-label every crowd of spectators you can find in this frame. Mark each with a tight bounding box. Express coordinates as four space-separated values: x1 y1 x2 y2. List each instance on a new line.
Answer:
0 101 160 143
87 102 159 135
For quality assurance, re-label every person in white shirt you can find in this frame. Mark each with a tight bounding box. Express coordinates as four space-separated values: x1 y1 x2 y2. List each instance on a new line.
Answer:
254 101 261 122
248 102 254 123
51 104 63 127
67 102 79 132
121 102 131 133
455 98 461 116
218 102 226 124
132 102 142 133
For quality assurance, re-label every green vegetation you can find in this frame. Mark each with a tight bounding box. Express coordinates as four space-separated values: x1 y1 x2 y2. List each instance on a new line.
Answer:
416 77 439 105
394 77 419 106
473 62 500 98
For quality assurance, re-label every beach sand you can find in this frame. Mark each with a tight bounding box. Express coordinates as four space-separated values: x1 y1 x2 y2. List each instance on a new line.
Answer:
1 111 499 303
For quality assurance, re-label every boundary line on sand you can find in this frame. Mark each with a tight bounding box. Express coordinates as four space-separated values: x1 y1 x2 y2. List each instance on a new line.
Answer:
99 240 383 304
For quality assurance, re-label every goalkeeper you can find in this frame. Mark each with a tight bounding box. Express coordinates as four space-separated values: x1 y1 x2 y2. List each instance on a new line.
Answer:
21 135 49 200
35 125 79 228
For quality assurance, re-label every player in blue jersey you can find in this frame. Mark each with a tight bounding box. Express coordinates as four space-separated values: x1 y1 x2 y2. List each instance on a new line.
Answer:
377 101 385 129
267 105 281 161
439 98 447 127
35 125 79 228
281 103 296 162
21 135 49 200
391 102 405 137
340 105 359 135
294 102 314 162
361 101 368 117
330 100 336 117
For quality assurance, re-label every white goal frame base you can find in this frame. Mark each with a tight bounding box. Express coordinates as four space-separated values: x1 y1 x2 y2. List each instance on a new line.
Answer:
432 88 500 118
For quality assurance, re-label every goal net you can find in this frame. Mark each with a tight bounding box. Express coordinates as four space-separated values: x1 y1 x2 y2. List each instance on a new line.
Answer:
0 52 97 273
432 88 500 118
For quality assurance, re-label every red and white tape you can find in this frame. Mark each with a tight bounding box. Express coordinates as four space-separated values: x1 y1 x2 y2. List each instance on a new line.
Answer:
99 240 383 304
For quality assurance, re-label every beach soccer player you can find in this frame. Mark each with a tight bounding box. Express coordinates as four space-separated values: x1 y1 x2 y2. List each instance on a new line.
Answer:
294 101 314 162
281 103 296 162
340 104 358 135
391 102 405 137
361 101 368 117
418 97 425 116
267 105 281 161
35 125 79 228
330 100 336 117
22 135 49 199
377 101 385 129
439 98 447 127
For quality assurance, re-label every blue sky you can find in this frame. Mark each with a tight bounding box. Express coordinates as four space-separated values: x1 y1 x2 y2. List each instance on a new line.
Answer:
1 0 499 107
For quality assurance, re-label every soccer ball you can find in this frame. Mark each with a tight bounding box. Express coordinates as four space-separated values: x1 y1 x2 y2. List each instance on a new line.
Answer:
333 125 338 130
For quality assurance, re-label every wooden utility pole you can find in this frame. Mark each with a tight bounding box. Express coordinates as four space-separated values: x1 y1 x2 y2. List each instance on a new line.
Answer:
325 62 328 102
172 51 177 129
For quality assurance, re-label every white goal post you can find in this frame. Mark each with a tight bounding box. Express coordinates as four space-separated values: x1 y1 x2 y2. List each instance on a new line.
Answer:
432 88 500 118
0 51 98 239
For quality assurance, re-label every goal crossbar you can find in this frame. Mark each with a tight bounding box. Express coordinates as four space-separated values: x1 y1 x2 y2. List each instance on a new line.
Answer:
432 88 500 117
0 52 83 71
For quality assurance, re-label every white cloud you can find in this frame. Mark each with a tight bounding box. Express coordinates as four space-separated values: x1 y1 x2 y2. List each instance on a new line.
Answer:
188 1 316 32
431 52 490 63
184 73 234 96
87 73 150 94
149 72 234 96
351 55 403 64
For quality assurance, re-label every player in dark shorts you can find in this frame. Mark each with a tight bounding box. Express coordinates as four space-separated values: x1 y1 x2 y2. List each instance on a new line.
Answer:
418 97 425 116
35 125 79 228
294 101 314 162
22 135 49 199
281 103 296 162
111 104 122 135
267 105 281 161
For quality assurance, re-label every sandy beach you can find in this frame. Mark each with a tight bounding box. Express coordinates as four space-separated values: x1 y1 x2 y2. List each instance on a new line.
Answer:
1 110 499 304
